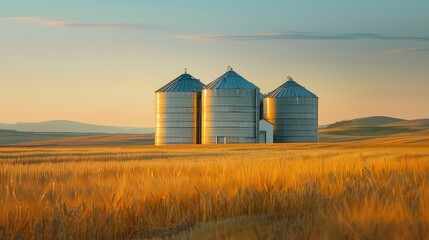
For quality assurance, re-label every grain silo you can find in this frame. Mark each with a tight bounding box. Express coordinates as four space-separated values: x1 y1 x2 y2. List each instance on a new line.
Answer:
201 67 260 144
155 71 205 145
264 77 318 142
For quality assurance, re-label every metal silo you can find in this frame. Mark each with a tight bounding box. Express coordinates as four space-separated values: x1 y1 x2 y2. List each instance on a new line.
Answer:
202 67 260 144
155 71 205 145
264 77 318 142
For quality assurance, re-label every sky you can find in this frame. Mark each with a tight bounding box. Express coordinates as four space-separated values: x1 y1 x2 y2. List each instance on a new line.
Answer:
1 0 428 127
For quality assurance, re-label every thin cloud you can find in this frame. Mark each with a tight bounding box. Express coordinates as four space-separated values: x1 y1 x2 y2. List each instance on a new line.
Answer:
388 47 429 54
10 17 156 30
176 31 429 42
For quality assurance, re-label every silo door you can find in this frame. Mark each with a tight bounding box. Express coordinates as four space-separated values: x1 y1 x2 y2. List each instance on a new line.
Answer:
259 131 266 143
216 136 226 144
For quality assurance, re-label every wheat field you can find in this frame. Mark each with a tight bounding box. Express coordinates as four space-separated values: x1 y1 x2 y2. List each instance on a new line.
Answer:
1 142 429 239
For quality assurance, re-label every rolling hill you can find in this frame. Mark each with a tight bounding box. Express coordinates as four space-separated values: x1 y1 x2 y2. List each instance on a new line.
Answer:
0 120 153 134
323 116 405 129
14 134 154 146
320 116 429 142
0 129 154 146
349 116 405 126
383 119 429 128
0 130 102 145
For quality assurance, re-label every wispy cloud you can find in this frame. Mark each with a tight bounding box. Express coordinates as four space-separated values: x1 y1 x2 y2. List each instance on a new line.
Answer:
176 31 429 42
388 47 429 55
10 17 156 30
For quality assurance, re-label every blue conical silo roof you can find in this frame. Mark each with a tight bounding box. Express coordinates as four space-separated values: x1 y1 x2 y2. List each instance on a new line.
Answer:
156 72 205 92
266 78 317 98
204 68 259 90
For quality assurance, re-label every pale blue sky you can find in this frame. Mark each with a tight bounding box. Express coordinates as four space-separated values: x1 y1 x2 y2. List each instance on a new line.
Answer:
1 1 428 126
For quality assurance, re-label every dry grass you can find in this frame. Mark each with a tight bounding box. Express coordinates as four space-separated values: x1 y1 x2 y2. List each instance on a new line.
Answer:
1 141 429 239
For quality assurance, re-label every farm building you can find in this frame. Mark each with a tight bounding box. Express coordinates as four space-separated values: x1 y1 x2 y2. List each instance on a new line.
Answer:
264 77 319 143
155 68 317 145
155 71 205 145
201 67 261 144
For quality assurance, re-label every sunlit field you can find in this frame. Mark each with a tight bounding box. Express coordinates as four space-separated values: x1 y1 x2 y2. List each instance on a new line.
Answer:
1 141 429 239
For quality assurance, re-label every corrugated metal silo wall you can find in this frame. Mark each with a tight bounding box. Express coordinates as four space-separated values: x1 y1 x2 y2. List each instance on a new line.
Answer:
202 89 260 144
155 92 201 145
263 97 318 142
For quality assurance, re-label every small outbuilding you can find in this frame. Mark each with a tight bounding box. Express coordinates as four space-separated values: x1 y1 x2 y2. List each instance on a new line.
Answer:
259 119 273 143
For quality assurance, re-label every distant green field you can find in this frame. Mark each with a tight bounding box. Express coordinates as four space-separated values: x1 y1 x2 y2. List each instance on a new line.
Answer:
0 130 102 145
324 126 420 136
320 117 429 143
383 119 429 127
0 130 154 146
345 116 405 126
324 116 404 129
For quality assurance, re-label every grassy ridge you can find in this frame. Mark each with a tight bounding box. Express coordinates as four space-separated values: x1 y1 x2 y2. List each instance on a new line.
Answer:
0 130 102 145
1 142 429 239
320 117 429 142
323 126 420 136
348 116 404 126
15 134 155 146
0 131 154 146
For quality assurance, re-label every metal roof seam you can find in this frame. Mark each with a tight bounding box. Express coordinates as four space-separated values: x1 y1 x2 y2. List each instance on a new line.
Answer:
156 73 205 93
265 80 317 98
204 70 260 90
